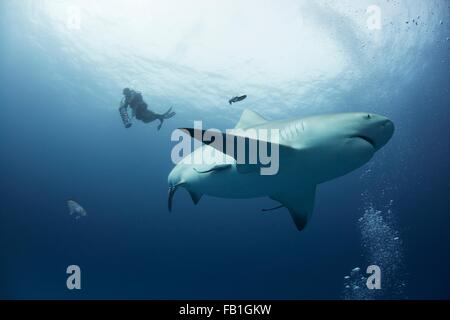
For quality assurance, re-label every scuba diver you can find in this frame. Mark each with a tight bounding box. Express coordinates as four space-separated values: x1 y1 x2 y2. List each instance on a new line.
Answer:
229 95 247 105
119 88 176 130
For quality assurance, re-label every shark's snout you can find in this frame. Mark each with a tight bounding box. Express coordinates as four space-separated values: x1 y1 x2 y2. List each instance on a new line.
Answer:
372 116 394 150
357 114 394 150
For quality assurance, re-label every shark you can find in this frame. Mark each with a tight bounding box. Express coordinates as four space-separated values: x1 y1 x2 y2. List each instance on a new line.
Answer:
168 109 394 231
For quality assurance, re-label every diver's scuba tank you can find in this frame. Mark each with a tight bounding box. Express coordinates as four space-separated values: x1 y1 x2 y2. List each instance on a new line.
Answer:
119 100 132 128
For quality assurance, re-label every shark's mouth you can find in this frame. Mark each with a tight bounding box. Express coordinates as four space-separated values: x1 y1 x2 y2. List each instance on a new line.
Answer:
353 135 376 149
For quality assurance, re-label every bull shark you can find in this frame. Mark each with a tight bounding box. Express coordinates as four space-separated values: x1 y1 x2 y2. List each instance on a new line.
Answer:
168 109 394 231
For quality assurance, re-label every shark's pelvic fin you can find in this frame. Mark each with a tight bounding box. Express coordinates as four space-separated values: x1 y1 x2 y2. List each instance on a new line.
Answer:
234 109 268 129
188 190 203 205
270 186 317 231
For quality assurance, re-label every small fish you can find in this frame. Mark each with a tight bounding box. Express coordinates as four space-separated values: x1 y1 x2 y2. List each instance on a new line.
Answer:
229 95 247 105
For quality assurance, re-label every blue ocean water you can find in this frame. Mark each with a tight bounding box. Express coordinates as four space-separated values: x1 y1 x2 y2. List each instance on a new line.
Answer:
0 1 449 299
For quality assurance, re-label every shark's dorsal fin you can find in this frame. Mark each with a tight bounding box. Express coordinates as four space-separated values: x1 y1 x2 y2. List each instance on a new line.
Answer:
270 186 317 231
235 109 267 129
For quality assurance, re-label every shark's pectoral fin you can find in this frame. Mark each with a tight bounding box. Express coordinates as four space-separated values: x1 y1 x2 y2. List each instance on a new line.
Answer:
168 182 202 211
270 186 317 231
188 190 203 205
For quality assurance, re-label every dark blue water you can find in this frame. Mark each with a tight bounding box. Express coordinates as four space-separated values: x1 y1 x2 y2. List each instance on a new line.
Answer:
1 1 449 299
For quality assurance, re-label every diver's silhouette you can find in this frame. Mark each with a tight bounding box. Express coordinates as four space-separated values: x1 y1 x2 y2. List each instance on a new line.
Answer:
120 88 175 130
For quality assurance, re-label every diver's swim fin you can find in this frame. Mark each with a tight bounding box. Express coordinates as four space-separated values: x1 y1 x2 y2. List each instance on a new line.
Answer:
163 107 176 119
157 108 176 130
